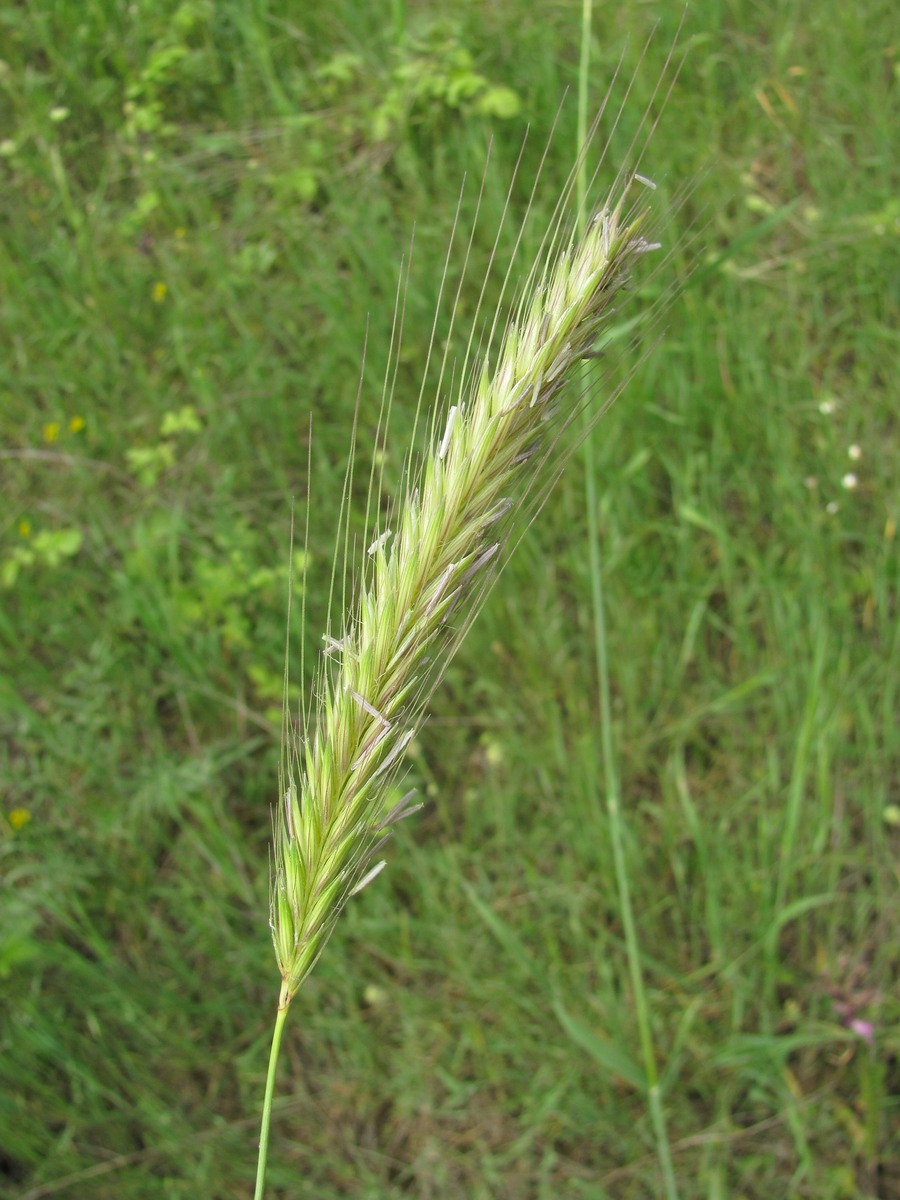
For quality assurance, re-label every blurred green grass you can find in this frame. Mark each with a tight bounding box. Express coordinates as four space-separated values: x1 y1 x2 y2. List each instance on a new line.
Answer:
1 2 897 1198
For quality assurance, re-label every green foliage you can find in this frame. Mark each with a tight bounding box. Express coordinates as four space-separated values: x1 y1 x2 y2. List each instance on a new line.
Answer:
2 526 83 588
0 1 519 235
122 1 218 141
368 22 522 142
0 2 896 1198
126 404 202 486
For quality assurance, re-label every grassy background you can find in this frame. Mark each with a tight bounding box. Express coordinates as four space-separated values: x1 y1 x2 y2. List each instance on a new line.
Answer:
1 1 897 1197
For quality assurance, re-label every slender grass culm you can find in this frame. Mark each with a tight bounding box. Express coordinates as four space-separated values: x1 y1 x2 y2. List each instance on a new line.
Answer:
576 6 679 1197
254 38 682 1198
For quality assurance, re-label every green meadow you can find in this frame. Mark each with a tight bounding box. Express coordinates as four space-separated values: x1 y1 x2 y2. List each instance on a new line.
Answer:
1 2 897 1197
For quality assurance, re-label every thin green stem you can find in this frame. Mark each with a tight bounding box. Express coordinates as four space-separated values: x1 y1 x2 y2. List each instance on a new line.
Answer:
254 987 291 1200
576 0 591 219
577 4 679 1196
582 368 680 1200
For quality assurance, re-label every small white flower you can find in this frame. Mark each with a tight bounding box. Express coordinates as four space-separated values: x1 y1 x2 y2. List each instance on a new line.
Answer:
848 444 862 461
841 473 858 490
804 476 818 490
826 501 840 515
819 398 836 415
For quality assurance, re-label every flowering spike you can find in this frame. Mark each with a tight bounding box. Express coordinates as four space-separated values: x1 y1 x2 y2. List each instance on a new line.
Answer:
272 196 657 1006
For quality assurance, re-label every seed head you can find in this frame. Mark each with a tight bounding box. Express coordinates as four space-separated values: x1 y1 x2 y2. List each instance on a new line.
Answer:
272 190 656 1005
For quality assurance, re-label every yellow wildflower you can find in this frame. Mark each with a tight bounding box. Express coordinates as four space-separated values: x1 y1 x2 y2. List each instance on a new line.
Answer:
8 808 31 830
43 421 60 443
152 281 167 303
69 415 86 433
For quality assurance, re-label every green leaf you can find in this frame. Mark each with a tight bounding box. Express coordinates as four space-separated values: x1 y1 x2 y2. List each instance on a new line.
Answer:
160 405 202 437
0 934 41 980
477 86 521 120
553 999 646 1091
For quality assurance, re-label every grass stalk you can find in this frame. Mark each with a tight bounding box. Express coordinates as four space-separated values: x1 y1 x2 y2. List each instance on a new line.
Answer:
257 62 671 1193
3 6 896 1195
253 985 290 1200
577 6 679 1196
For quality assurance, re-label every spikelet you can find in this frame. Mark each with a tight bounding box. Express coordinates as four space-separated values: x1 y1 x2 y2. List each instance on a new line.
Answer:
271 188 660 1008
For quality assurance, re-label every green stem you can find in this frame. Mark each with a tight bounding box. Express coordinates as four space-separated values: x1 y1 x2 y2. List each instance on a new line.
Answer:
582 380 679 1200
254 986 291 1200
577 3 678 1196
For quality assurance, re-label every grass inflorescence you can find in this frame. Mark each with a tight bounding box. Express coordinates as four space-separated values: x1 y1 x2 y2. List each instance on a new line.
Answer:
256 75 674 1174
1 3 897 1198
272 195 658 1009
